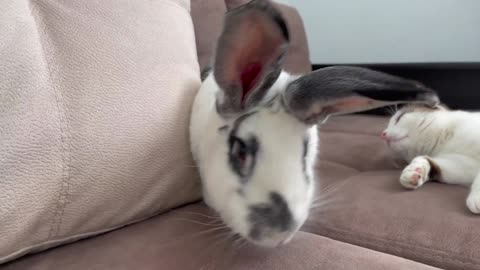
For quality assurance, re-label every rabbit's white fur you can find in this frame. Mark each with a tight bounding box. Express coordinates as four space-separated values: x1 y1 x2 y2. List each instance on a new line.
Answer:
190 71 317 246
189 0 440 247
383 107 480 213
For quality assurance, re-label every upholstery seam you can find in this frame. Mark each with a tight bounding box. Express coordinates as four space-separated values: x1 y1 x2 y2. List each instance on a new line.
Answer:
316 226 480 268
317 159 360 173
0 201 201 264
320 129 384 137
27 1 72 241
318 159 400 173
297 231 438 269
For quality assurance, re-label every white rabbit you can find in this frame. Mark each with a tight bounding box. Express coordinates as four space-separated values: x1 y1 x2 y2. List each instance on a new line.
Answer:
382 105 480 214
190 0 439 247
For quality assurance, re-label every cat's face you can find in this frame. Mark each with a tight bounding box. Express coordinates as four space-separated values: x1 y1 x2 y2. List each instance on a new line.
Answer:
381 109 420 153
382 105 447 158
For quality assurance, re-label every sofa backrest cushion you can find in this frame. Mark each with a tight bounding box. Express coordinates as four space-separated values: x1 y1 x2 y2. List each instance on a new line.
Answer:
0 0 201 263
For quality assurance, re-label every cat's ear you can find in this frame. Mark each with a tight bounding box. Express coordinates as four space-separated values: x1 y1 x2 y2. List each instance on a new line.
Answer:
283 66 439 124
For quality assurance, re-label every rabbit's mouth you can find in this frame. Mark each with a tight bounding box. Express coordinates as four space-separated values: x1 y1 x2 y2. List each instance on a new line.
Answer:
244 192 301 246
245 230 296 247
212 190 309 248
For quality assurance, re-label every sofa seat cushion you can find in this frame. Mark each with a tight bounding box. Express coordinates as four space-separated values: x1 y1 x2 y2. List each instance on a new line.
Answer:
3 202 439 270
304 115 480 270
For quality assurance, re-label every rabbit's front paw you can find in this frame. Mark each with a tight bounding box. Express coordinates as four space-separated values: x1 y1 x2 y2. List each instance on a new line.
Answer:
466 192 480 214
400 157 431 189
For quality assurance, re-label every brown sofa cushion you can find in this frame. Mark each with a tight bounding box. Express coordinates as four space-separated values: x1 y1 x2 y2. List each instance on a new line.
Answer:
3 202 440 270
0 0 201 263
304 115 480 270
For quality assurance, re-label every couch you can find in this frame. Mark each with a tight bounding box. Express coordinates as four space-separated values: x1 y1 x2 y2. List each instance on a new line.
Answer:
1 1 478 269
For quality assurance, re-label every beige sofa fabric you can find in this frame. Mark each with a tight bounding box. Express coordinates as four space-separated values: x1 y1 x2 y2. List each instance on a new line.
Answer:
0 0 201 263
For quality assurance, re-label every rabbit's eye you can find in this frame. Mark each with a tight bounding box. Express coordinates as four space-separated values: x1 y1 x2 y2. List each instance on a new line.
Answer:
228 136 258 179
232 138 248 163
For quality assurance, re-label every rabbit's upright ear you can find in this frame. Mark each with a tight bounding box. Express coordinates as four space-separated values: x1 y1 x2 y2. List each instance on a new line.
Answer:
283 66 440 124
214 0 289 117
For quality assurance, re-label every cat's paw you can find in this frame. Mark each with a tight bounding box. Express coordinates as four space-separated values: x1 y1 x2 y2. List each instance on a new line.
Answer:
466 193 480 214
400 157 431 189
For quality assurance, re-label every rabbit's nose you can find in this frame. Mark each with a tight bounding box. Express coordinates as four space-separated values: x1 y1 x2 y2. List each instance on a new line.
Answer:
248 192 294 239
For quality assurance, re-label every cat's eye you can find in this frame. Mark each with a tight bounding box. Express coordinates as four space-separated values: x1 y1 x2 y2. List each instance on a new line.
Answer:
395 111 407 124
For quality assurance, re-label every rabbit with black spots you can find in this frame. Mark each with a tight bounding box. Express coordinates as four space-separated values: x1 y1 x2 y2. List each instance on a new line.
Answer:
190 0 439 247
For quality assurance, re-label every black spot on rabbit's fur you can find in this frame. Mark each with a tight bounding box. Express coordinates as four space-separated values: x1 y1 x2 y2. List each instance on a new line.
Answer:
302 135 310 184
218 125 228 132
249 192 293 240
228 136 258 182
228 112 259 181
231 111 257 133
200 67 212 82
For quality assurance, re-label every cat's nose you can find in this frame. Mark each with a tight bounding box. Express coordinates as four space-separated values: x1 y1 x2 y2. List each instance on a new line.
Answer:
380 131 388 140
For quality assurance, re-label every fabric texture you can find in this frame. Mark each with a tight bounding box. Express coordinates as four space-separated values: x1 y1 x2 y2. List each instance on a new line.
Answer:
2 203 440 270
0 0 201 263
304 115 480 270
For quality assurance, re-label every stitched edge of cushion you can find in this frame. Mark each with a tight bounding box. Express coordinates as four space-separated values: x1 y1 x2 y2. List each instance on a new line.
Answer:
0 200 201 265
315 215 480 269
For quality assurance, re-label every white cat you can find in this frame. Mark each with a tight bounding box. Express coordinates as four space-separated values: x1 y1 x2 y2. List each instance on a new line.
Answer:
382 105 480 214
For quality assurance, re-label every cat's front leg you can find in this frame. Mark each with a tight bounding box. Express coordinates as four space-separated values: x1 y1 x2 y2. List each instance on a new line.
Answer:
466 173 480 214
400 156 432 189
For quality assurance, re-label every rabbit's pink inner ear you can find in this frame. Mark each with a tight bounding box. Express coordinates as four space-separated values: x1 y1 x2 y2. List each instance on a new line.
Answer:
240 63 262 104
322 96 384 114
325 97 376 114
213 0 289 115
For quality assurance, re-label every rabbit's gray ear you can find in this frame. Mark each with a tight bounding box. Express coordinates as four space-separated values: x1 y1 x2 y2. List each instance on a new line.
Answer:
283 66 440 124
214 0 289 117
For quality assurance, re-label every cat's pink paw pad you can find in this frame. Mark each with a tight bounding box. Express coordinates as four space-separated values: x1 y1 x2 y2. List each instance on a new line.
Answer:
400 170 423 188
400 157 431 190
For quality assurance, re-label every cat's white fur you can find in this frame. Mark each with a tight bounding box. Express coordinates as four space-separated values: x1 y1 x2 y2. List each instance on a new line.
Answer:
383 106 480 213
190 71 317 246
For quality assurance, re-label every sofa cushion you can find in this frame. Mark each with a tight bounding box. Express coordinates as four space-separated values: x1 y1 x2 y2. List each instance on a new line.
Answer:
0 0 201 263
304 115 480 270
3 202 440 270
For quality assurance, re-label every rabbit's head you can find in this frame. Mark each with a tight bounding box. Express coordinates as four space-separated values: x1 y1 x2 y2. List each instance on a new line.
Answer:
192 0 439 247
